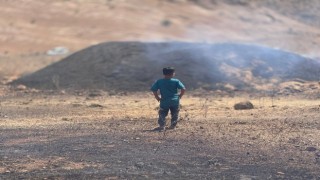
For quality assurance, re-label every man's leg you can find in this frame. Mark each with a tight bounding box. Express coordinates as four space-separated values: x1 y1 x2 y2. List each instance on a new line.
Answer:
169 105 180 128
158 107 169 128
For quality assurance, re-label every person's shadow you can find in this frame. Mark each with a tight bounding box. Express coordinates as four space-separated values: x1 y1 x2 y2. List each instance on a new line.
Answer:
142 126 175 133
142 127 162 133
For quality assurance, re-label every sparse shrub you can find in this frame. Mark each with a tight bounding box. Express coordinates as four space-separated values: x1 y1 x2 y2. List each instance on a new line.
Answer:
161 19 171 27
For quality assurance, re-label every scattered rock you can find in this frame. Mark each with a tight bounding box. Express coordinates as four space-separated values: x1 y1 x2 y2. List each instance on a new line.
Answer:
233 121 247 125
72 103 82 107
234 101 254 110
88 92 103 97
47 46 69 56
277 171 285 175
239 174 257 180
161 19 171 27
134 162 144 169
306 146 317 152
61 117 72 121
16 84 27 91
207 157 225 167
88 104 104 108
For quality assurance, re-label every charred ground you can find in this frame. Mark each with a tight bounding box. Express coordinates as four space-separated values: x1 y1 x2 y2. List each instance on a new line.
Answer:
12 42 320 95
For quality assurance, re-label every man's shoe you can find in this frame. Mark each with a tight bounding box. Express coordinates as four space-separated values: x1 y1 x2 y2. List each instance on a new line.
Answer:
154 126 166 132
168 124 177 130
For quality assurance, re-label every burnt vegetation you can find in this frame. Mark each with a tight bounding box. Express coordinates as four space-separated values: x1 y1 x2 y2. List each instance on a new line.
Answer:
12 42 320 94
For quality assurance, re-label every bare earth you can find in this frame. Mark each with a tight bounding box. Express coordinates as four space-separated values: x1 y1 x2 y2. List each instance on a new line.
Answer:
1 0 320 179
0 89 320 179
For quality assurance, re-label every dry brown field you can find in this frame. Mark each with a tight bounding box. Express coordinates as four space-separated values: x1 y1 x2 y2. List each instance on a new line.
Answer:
1 87 320 179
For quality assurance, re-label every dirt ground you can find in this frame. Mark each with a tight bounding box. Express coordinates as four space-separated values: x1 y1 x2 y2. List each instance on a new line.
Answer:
1 88 320 179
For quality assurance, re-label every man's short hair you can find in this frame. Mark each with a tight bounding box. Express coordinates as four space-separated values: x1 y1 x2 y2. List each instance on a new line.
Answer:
163 67 175 75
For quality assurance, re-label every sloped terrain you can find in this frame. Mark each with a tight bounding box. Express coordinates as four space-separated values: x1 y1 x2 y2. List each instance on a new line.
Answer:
255 0 320 27
0 0 320 57
12 42 320 93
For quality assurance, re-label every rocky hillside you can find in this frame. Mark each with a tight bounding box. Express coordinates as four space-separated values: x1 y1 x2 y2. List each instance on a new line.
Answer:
0 0 320 57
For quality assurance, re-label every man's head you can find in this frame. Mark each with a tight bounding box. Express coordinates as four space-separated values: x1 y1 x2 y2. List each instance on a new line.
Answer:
163 67 175 76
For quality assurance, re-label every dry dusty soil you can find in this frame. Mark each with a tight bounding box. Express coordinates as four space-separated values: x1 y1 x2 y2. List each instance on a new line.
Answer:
1 88 320 179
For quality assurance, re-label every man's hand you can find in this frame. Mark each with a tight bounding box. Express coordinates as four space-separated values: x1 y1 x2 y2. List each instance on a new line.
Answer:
155 96 161 102
153 91 161 102
179 89 186 99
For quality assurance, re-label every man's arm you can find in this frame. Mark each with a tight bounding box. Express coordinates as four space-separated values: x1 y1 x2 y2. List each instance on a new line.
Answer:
179 89 185 99
153 91 161 102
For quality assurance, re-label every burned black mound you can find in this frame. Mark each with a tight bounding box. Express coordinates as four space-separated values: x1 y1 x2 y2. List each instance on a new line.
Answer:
12 41 320 92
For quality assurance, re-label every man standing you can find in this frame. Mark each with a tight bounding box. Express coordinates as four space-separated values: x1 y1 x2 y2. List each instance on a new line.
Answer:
150 67 186 131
